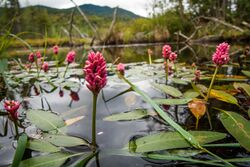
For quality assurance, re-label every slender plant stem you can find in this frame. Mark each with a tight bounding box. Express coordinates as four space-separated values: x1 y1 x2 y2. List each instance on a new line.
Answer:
56 55 59 74
35 59 40 78
14 121 19 139
195 118 199 130
92 93 98 147
63 63 69 78
148 54 152 64
165 59 168 81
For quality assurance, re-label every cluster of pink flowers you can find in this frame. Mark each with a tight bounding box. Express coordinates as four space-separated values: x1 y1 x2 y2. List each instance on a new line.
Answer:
28 53 35 63
53 45 59 55
212 42 230 66
36 51 42 59
4 100 20 121
162 44 177 62
42 62 49 72
84 51 107 95
117 63 125 76
66 51 76 64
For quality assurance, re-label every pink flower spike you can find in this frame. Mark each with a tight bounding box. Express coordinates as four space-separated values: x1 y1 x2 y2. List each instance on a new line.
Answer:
162 44 172 59
83 51 107 95
4 100 20 120
53 45 59 55
36 50 42 59
212 42 230 66
117 63 125 75
28 53 35 63
169 52 177 62
66 51 76 64
42 62 49 72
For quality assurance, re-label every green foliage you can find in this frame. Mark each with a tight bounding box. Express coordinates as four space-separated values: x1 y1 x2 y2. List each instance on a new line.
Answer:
27 140 60 153
12 134 28 167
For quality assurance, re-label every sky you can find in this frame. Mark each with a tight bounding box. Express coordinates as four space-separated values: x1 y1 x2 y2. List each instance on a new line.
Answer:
19 0 150 17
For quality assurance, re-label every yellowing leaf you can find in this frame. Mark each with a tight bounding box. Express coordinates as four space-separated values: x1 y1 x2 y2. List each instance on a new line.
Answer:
188 99 206 120
65 116 84 126
210 89 238 105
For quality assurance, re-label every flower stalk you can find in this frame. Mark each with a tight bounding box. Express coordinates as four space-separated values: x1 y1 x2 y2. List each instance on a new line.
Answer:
92 93 98 147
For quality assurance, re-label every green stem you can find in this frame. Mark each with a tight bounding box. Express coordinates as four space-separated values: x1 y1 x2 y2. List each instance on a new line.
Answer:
195 118 199 130
56 55 59 75
165 59 168 81
14 121 19 139
63 63 69 78
92 93 98 147
148 54 152 64
205 66 219 101
35 59 40 78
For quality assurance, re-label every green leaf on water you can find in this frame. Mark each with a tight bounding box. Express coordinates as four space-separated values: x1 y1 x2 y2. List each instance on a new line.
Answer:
242 70 250 77
19 152 81 167
11 134 28 167
171 78 188 85
154 98 192 105
152 83 182 97
126 131 226 153
218 110 250 152
26 110 65 132
210 89 238 105
183 89 200 99
103 109 153 121
27 139 60 153
163 149 203 157
43 134 88 147
233 82 250 97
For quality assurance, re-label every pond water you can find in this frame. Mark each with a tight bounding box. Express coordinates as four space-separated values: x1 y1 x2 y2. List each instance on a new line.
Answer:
0 43 250 166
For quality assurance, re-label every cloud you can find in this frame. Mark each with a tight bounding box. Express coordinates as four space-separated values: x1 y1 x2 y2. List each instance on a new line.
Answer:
19 0 149 17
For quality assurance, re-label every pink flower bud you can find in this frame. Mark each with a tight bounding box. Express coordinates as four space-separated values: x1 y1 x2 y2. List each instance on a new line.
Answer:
53 45 59 55
193 70 201 82
66 51 76 64
59 89 64 97
117 63 125 75
4 100 20 121
212 42 230 66
70 91 79 101
28 53 35 63
162 44 172 59
42 62 49 72
36 50 42 59
83 51 107 95
169 52 177 62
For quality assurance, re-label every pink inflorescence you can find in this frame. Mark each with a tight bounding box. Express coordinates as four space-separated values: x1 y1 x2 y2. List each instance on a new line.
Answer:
169 52 177 62
53 45 59 55
162 44 172 59
36 50 42 59
83 51 107 95
42 62 49 72
66 51 76 64
4 100 20 120
117 63 125 75
212 42 230 66
28 53 35 63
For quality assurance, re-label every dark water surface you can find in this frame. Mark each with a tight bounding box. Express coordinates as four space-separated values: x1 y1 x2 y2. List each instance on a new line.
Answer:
0 43 250 166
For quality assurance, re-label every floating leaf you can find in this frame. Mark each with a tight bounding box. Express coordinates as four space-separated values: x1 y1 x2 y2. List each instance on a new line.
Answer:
19 152 77 167
219 110 250 152
233 82 250 97
188 99 206 120
210 89 238 105
103 109 153 121
26 110 65 132
241 70 250 78
11 134 28 167
27 140 60 153
165 149 203 157
65 116 84 126
154 98 192 105
43 134 88 147
152 83 182 97
183 89 200 99
126 131 226 153
171 78 188 85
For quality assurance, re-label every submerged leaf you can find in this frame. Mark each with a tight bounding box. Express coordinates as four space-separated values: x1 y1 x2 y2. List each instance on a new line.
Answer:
26 110 65 132
103 109 153 121
219 110 250 152
152 83 182 97
154 98 192 105
210 89 238 105
43 134 88 147
126 131 226 153
188 99 206 120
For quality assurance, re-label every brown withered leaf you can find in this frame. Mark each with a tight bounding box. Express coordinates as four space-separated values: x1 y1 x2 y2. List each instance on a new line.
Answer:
188 99 206 120
65 116 84 126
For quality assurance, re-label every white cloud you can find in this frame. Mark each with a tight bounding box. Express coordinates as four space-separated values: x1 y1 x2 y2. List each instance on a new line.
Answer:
19 0 149 17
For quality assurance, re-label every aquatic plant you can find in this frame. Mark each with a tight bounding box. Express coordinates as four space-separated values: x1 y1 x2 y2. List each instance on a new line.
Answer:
63 50 76 78
42 62 49 72
117 63 125 76
84 51 107 147
162 44 172 81
147 49 153 64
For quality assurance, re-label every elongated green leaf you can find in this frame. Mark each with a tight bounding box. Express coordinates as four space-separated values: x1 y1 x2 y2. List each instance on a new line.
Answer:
147 154 223 166
171 78 188 85
219 110 250 151
164 149 203 157
183 89 200 99
19 152 82 167
152 83 182 97
68 152 96 167
126 131 226 153
154 98 192 105
103 109 151 121
43 134 88 147
210 89 238 105
242 70 250 77
233 82 250 97
26 110 65 132
12 134 28 167
27 140 60 153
